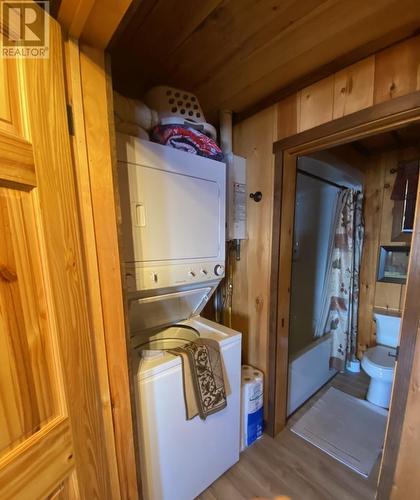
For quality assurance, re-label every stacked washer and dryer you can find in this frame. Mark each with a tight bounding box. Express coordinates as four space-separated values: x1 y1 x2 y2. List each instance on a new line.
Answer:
117 133 242 500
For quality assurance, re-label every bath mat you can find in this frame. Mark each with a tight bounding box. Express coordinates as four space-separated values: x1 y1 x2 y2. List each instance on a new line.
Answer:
290 387 388 477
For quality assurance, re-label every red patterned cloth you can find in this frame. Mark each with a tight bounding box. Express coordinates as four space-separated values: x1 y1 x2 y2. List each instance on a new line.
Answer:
151 124 224 162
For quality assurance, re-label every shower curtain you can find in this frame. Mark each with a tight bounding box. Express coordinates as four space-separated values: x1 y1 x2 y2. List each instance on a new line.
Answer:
315 189 364 371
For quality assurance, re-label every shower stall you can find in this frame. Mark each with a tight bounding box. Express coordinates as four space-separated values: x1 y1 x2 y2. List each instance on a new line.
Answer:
287 156 363 416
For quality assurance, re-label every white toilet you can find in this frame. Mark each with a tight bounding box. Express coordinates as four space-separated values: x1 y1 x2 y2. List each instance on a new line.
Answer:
361 313 401 409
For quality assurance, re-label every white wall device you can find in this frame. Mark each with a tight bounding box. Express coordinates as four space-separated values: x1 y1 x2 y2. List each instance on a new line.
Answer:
227 154 247 241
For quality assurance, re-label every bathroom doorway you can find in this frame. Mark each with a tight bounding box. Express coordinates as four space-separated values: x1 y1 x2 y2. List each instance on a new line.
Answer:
288 152 364 416
268 95 420 499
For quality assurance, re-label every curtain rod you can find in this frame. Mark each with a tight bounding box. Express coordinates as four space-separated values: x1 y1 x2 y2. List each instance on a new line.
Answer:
297 168 348 191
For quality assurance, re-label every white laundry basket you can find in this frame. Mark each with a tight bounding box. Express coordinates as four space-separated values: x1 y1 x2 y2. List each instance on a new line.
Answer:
144 85 217 139
144 85 205 121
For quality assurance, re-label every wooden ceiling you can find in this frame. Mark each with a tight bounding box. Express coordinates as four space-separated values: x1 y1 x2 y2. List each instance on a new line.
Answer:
109 0 420 122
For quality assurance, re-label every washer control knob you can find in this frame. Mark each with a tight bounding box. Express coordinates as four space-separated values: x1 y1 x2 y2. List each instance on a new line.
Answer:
214 264 225 276
188 270 196 278
201 269 208 276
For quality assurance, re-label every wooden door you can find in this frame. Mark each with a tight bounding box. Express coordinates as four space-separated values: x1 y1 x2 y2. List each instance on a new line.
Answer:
0 7 114 500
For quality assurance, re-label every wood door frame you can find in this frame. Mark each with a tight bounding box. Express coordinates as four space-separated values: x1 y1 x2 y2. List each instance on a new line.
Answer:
268 90 420 499
62 38 140 498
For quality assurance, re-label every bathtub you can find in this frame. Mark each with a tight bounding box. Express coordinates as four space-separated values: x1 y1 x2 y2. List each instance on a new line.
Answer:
287 333 337 416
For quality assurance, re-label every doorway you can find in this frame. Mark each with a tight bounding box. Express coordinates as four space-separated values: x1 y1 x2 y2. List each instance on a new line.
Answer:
288 152 364 416
268 93 420 499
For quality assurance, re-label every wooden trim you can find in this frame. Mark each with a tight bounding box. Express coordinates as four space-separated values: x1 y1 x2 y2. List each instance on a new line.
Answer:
63 38 121 498
274 91 420 154
58 0 133 49
58 0 95 40
274 153 296 435
266 152 283 436
103 50 145 496
269 90 420 497
78 43 139 499
0 134 35 188
377 172 420 499
62 34 139 499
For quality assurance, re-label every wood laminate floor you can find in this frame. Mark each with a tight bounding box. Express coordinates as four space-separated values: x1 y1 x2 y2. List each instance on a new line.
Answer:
198 371 382 500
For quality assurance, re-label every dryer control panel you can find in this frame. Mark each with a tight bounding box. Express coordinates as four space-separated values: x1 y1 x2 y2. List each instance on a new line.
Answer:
125 261 225 292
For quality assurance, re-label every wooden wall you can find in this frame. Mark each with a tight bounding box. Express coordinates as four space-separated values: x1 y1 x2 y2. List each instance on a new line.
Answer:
232 33 420 388
232 107 277 409
358 148 417 355
277 35 420 139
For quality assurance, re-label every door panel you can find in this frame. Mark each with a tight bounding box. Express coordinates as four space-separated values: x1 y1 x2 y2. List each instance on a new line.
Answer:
0 418 73 499
0 134 35 188
0 162 74 499
0 57 26 140
0 4 114 499
0 188 59 454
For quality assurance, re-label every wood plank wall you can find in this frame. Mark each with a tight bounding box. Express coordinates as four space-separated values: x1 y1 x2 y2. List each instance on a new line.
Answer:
232 107 277 410
232 33 420 396
358 148 418 355
277 36 420 139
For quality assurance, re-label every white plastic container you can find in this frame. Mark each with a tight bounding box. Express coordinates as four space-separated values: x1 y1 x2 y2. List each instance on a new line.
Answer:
240 366 264 451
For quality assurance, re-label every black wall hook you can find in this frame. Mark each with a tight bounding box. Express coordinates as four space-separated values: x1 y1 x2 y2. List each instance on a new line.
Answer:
250 191 262 202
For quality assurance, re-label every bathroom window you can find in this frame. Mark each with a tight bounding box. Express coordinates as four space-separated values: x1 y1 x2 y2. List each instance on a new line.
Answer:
377 245 410 284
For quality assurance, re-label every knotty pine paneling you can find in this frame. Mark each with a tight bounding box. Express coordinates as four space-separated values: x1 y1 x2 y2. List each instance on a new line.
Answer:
358 160 385 355
299 75 334 132
373 36 420 105
276 93 300 141
232 106 277 410
275 34 420 141
333 56 375 119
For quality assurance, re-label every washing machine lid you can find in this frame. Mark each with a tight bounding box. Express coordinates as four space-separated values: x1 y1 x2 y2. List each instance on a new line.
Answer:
129 284 214 334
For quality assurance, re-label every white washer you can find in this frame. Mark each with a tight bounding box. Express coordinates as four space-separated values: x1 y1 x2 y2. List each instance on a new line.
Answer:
133 315 241 500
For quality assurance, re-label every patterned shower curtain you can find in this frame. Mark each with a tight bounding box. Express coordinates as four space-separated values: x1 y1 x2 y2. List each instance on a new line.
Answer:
315 189 364 371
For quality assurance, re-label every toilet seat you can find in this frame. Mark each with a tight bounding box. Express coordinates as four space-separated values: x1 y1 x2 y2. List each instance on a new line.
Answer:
361 345 395 383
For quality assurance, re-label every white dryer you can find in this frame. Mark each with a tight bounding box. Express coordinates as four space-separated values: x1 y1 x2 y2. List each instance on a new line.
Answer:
117 133 226 292
117 134 242 500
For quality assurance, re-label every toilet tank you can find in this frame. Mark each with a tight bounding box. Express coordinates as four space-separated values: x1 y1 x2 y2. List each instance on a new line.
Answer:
374 313 401 348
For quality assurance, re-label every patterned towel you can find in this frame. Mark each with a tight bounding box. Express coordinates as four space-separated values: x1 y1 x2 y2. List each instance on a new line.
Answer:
168 338 227 420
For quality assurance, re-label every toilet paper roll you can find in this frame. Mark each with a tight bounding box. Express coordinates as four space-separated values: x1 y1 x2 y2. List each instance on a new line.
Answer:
242 365 263 380
240 365 264 451
250 369 263 382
